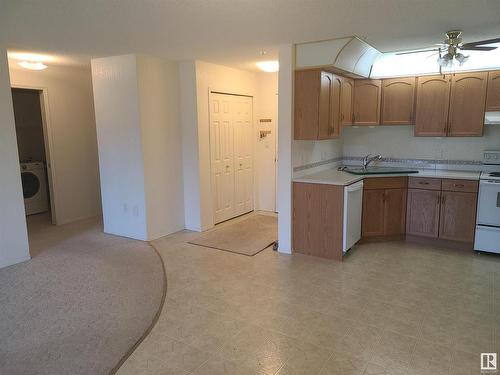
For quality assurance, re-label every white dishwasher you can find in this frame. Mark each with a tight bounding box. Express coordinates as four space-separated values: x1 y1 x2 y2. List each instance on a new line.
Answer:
343 180 364 253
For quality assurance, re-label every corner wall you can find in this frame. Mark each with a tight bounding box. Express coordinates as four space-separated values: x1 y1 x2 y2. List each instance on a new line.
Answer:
91 54 184 241
0 48 30 268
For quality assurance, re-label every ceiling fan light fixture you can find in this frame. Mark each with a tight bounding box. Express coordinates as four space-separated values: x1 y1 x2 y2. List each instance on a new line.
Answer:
437 53 452 67
455 53 469 65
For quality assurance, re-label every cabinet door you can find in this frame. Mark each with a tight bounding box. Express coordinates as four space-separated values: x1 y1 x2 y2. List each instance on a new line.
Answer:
384 188 407 236
486 71 500 111
406 189 441 238
340 77 354 125
381 77 416 125
448 72 487 136
362 189 385 237
318 71 333 139
294 70 321 140
415 75 451 136
329 74 342 138
439 191 477 243
353 79 381 125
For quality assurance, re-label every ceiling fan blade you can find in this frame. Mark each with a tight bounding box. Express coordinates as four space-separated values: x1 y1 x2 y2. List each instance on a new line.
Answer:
462 37 500 47
461 46 497 51
395 48 439 55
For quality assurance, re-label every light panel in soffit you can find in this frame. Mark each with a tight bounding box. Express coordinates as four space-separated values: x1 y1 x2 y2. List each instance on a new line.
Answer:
371 43 500 78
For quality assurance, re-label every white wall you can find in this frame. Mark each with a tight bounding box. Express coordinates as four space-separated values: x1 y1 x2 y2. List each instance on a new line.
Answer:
293 139 343 168
179 60 278 231
91 55 148 240
342 125 500 161
137 56 185 239
0 48 30 268
9 64 101 225
277 44 294 254
91 54 184 241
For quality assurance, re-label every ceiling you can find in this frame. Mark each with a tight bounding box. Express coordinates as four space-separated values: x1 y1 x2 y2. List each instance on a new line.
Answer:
2 0 500 71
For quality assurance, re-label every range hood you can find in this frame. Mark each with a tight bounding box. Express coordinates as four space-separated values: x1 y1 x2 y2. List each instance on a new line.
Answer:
485 111 500 125
295 37 381 78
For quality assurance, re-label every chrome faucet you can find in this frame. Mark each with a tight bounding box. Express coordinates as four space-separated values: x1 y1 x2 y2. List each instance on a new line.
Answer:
362 154 382 169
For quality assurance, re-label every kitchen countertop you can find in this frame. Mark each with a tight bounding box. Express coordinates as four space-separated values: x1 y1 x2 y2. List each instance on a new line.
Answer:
293 168 481 186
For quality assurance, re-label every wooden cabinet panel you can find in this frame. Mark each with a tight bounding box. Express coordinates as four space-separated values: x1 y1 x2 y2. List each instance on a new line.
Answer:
294 70 320 140
364 177 408 190
362 189 386 237
381 77 416 125
353 79 381 125
439 191 477 243
293 182 344 260
341 77 354 125
408 177 442 191
406 189 441 238
415 75 451 136
441 179 478 193
318 71 332 139
294 70 341 140
486 71 500 111
448 72 487 137
384 188 407 236
323 74 342 139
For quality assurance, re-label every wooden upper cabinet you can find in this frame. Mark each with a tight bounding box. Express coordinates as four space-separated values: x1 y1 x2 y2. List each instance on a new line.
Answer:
353 79 381 125
381 77 416 125
415 75 451 137
294 70 341 140
486 71 500 111
439 191 477 243
340 77 354 126
448 72 488 137
406 188 441 238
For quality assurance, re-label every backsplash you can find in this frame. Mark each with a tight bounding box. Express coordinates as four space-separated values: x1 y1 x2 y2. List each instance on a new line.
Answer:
292 124 500 174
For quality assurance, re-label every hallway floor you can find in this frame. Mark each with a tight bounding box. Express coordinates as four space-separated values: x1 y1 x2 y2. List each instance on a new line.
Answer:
118 216 500 375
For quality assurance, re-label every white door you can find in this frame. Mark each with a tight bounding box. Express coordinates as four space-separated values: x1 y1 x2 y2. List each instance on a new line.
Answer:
210 93 253 224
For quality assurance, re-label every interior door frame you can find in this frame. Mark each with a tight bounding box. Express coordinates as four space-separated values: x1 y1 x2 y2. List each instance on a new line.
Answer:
11 85 58 225
208 90 255 225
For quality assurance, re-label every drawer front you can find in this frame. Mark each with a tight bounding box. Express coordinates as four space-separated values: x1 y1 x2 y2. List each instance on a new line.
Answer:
441 179 478 193
408 177 441 191
363 177 408 190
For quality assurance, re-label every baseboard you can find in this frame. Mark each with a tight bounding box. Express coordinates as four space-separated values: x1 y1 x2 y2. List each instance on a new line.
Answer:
0 254 31 269
405 235 473 251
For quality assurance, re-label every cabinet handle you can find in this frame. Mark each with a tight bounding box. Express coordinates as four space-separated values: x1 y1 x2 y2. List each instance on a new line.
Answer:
442 195 446 205
453 184 464 188
418 181 429 185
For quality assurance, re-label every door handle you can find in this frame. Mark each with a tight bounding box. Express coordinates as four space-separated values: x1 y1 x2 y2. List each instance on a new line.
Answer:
497 192 500 208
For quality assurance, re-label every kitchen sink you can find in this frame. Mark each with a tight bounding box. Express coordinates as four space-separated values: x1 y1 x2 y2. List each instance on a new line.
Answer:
341 167 419 175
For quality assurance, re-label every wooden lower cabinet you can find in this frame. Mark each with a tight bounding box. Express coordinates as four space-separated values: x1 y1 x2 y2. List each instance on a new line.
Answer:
406 189 441 238
362 190 385 237
293 182 344 260
362 177 407 239
406 177 478 244
439 191 477 243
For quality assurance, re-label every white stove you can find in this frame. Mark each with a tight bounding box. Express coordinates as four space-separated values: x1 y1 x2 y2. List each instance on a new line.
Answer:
475 151 500 254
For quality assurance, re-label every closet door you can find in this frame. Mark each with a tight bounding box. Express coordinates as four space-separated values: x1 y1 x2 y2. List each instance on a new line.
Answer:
233 96 254 217
210 93 235 223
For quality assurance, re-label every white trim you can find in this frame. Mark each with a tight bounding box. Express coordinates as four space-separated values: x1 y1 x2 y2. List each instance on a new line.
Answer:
11 84 59 225
0 254 31 269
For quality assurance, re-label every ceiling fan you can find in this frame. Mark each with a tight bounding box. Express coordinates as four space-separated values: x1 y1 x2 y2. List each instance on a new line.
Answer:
396 30 500 72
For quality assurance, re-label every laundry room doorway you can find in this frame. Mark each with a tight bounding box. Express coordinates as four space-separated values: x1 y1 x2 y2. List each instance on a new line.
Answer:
11 86 57 226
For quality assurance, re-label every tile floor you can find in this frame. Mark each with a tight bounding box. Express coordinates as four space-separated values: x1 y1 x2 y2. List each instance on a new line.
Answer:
118 215 500 375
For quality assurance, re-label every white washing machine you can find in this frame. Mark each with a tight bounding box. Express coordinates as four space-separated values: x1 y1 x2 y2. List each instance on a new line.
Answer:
20 162 49 215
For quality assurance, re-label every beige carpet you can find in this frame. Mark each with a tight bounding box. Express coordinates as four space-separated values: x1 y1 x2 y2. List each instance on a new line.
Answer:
189 214 277 256
0 214 165 375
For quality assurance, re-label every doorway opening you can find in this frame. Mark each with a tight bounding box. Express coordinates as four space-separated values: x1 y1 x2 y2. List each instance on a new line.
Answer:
11 87 57 238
